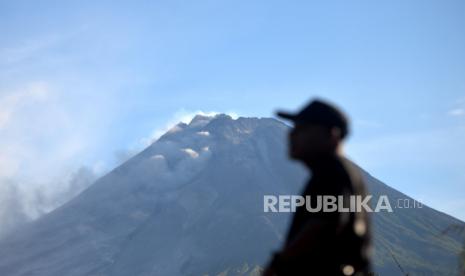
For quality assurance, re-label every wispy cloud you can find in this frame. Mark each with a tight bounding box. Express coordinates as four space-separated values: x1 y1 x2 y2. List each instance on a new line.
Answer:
448 108 465 117
447 96 465 117
0 82 52 179
0 82 50 130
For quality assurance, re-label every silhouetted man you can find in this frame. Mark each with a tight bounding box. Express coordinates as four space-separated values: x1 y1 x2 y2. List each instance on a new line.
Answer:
263 99 372 276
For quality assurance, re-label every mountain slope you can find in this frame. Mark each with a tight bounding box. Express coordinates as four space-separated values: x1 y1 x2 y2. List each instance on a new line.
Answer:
0 114 463 275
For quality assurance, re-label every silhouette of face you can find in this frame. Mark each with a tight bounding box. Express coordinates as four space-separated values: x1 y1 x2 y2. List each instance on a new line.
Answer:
288 123 339 161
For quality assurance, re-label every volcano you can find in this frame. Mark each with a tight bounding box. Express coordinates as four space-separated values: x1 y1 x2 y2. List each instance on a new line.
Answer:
0 114 463 275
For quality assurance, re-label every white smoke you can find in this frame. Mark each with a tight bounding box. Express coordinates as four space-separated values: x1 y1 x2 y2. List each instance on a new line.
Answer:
140 109 239 146
130 139 212 191
0 110 221 239
0 166 98 239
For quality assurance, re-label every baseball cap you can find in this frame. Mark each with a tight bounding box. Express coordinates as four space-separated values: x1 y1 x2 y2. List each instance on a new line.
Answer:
276 99 350 139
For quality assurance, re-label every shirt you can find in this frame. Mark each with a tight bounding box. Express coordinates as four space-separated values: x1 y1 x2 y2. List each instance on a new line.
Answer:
279 154 372 275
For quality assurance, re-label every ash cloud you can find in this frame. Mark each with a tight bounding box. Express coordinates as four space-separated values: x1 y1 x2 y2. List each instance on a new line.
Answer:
0 166 98 239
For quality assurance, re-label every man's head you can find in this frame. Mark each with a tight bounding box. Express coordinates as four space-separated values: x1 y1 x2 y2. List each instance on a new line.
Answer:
276 99 349 163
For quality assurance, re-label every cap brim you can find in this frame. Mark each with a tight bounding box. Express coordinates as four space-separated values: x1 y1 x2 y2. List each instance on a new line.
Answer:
276 111 298 121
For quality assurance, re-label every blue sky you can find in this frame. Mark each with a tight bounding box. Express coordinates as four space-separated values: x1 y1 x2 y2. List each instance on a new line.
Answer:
1 0 464 220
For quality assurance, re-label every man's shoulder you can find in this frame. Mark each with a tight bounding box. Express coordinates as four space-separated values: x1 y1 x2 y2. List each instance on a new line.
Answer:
338 156 367 194
323 155 358 181
338 156 360 176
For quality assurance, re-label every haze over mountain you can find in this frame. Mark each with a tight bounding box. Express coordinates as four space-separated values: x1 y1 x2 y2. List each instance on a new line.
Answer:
0 114 463 275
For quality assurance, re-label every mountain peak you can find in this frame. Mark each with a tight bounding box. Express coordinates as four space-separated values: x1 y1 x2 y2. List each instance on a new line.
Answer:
189 114 212 125
187 113 234 129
